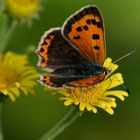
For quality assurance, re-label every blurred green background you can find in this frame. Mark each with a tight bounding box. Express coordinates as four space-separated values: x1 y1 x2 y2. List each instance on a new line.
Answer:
2 0 139 140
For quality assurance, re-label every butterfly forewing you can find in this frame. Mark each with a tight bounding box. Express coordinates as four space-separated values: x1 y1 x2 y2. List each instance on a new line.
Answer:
62 5 106 65
36 28 91 70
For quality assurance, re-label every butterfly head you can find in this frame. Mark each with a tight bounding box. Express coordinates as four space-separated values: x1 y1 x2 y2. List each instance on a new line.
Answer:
103 67 110 76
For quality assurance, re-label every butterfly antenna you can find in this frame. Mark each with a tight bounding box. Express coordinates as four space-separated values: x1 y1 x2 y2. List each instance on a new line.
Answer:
106 49 136 94
112 48 136 64
106 48 136 71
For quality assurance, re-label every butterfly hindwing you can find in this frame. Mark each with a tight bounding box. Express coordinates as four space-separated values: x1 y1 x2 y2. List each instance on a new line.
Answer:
66 73 105 87
36 28 91 70
40 73 105 88
62 5 106 65
39 75 80 88
40 64 105 88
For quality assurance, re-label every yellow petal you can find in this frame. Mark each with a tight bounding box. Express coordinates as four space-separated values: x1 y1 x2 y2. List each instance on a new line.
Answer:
1 90 9 95
59 97 69 100
57 88 68 96
102 97 116 102
109 101 117 108
79 103 86 111
103 57 118 74
100 97 117 108
9 87 20 97
103 57 112 67
101 73 123 90
94 101 106 109
86 104 92 111
7 92 16 102
15 82 20 87
104 107 114 115
64 100 73 106
86 104 97 113
107 64 118 75
91 107 97 113
104 90 128 101
112 102 117 108
74 101 79 105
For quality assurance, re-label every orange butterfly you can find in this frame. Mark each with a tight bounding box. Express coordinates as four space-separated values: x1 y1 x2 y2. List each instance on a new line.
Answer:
36 5 109 88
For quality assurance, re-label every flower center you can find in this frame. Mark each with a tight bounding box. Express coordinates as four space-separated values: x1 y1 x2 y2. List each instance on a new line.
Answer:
66 85 105 105
0 65 19 89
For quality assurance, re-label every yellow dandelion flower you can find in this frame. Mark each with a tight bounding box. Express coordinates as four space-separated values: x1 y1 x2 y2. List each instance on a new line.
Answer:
0 52 38 102
57 58 128 115
4 0 41 24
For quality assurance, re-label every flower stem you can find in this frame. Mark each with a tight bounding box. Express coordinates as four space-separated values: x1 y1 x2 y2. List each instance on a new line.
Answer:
39 107 80 140
0 20 17 53
0 104 3 140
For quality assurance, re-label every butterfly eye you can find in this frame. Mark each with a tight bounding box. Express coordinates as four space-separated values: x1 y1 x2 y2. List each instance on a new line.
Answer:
104 69 110 75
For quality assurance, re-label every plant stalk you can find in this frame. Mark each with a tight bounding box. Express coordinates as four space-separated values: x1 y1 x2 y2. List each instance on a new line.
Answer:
0 104 3 140
39 107 80 140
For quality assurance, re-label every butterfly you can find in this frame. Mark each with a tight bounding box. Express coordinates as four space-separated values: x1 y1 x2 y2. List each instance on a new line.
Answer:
36 5 110 88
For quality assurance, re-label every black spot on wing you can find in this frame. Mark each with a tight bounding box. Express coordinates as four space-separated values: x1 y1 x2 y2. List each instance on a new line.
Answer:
73 35 80 39
83 25 88 30
86 19 91 24
91 19 96 25
94 46 100 50
96 22 101 28
76 26 82 32
92 34 100 40
63 6 103 36
40 48 45 52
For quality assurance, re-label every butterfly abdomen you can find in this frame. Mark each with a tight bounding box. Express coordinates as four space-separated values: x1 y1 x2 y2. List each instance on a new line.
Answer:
51 64 104 77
